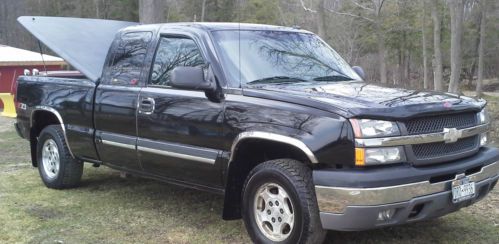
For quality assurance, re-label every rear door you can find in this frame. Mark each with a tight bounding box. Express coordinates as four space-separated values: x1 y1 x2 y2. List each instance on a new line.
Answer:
137 35 225 187
94 31 153 171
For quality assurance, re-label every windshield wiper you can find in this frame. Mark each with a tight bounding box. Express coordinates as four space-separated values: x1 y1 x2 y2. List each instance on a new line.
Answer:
313 75 353 81
247 76 306 84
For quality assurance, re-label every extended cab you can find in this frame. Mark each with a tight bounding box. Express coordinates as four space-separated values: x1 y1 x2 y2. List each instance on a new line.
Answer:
14 16 499 243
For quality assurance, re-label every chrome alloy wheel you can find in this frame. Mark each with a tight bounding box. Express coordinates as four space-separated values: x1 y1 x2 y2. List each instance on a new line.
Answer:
254 182 295 242
41 139 60 179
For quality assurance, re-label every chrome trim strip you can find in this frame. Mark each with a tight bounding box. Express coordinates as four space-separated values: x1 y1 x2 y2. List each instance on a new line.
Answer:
230 131 318 164
30 106 75 158
315 161 499 213
137 146 216 164
355 123 490 147
102 139 136 150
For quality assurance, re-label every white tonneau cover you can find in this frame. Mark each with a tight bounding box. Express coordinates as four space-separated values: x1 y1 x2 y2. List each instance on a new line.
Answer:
17 16 137 82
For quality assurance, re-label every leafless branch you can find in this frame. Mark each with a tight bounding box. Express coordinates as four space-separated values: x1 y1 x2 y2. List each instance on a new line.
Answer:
349 0 374 12
299 0 317 13
326 8 375 22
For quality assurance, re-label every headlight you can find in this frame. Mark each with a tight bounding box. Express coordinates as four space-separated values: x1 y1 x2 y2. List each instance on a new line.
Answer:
350 119 400 138
478 109 489 124
355 147 405 166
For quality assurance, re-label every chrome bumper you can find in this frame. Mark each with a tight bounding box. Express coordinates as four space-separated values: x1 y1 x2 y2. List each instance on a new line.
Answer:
315 161 499 214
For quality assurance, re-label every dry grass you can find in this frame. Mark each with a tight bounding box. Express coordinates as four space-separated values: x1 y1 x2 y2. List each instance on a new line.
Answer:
0 116 498 243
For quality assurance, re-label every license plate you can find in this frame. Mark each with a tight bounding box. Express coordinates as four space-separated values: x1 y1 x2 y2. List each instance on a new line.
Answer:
451 177 475 203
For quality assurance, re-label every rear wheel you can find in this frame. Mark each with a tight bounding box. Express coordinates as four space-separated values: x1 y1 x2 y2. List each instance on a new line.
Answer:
242 159 326 244
37 125 83 189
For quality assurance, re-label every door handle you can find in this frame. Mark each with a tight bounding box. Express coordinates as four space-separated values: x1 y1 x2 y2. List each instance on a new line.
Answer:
139 97 155 115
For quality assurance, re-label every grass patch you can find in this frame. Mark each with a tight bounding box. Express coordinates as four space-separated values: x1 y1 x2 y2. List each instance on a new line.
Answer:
0 117 498 243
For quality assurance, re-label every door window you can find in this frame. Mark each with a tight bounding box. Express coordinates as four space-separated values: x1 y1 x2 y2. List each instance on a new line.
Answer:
150 37 205 86
105 31 152 86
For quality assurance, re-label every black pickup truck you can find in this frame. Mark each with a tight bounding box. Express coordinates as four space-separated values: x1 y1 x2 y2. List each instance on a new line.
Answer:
14 16 499 243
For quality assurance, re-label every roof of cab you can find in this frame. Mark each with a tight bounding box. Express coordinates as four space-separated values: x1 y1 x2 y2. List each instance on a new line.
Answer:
123 22 312 34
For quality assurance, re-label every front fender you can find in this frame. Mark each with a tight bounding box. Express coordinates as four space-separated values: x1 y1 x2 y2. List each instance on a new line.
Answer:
224 94 355 166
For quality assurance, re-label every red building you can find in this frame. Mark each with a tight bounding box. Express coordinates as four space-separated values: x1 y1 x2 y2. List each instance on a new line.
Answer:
0 45 66 108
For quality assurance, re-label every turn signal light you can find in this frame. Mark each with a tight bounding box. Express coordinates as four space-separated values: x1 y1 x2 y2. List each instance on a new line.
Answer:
355 148 365 166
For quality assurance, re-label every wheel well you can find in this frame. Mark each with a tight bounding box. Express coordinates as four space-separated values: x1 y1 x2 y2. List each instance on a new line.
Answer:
29 110 61 167
222 139 312 220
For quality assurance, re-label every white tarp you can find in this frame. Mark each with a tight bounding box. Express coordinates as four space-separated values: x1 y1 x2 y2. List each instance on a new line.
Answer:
18 16 137 82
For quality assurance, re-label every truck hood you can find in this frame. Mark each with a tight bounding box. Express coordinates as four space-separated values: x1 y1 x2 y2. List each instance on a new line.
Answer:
243 81 486 119
18 16 137 82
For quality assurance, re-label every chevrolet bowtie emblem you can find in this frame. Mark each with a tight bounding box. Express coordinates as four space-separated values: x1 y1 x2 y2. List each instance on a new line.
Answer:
443 128 462 143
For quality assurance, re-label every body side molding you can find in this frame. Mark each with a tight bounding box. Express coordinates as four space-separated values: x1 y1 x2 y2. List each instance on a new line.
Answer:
230 131 319 164
137 138 219 165
137 146 216 164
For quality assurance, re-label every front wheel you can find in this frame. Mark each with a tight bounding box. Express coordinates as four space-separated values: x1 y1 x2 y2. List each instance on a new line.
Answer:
242 159 326 244
37 125 83 189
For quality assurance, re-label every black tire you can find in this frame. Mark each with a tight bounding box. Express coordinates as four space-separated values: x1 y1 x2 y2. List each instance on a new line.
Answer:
242 159 326 244
37 125 83 189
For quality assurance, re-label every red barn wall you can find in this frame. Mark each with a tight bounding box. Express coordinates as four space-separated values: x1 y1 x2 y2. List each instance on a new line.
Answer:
0 65 64 108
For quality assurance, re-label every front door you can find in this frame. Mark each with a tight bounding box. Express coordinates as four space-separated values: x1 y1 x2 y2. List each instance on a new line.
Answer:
137 35 225 187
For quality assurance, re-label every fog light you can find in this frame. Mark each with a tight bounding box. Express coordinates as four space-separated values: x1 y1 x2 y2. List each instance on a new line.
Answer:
377 209 396 221
480 133 488 146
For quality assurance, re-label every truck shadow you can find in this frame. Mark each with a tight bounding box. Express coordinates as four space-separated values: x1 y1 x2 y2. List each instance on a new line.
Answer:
76 166 466 244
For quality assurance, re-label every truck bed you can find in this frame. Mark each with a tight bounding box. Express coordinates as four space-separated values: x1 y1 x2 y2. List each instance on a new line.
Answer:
16 75 99 160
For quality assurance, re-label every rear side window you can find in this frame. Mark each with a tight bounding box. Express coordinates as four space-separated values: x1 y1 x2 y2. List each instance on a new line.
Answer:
105 31 152 85
149 37 205 86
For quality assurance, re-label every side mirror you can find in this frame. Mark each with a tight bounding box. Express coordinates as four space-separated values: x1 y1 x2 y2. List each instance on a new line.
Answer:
352 66 365 80
170 66 216 91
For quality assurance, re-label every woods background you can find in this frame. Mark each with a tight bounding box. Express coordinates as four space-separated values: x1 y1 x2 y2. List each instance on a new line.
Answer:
0 0 498 94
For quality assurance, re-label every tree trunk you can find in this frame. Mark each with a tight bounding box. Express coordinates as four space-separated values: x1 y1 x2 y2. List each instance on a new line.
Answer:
422 0 429 89
94 0 100 18
139 0 165 24
375 22 388 84
405 48 410 86
201 0 207 21
316 0 327 39
448 0 465 93
373 0 387 84
476 0 487 98
431 0 443 91
397 31 405 85
397 45 403 85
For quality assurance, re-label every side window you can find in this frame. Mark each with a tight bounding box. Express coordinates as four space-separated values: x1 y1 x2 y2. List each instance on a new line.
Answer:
150 37 205 86
106 31 152 85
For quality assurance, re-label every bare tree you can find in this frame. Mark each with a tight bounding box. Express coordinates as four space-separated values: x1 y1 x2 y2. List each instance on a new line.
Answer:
422 0 429 89
201 0 207 21
316 0 327 39
431 0 444 91
93 0 100 18
327 0 387 84
448 0 465 93
476 0 487 97
139 0 166 24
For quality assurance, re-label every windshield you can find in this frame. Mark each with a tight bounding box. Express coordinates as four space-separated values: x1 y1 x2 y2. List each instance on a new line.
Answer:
212 30 361 87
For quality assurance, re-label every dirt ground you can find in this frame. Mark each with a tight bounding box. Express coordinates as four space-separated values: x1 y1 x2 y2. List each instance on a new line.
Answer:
0 115 498 243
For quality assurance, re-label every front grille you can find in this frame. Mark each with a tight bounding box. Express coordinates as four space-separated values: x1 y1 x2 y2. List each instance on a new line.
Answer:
412 135 479 160
405 112 477 135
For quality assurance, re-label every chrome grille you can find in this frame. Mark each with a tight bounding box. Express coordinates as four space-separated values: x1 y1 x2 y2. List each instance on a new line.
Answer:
405 112 477 135
404 112 481 164
412 135 479 160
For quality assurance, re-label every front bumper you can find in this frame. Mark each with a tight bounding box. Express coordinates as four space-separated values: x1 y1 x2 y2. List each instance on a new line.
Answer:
314 147 499 231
